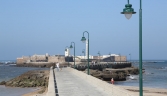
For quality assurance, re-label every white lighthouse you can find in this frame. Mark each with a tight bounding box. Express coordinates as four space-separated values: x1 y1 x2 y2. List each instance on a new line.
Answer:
65 48 70 57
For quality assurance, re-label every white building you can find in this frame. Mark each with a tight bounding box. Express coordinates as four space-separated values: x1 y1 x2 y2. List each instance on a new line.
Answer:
77 55 93 59
65 48 70 57
110 54 119 56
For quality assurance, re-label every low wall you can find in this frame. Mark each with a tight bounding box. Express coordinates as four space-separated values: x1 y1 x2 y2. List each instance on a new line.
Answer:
69 67 134 96
47 67 56 96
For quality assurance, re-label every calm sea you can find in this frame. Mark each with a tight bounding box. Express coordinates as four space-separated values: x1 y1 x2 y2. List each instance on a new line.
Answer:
0 60 49 96
115 60 167 89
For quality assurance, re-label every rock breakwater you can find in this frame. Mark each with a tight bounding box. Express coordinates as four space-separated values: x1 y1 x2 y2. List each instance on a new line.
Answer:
0 70 49 88
76 62 139 81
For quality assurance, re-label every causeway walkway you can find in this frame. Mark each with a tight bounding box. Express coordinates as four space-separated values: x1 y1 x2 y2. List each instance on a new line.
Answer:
46 67 167 96
54 68 112 96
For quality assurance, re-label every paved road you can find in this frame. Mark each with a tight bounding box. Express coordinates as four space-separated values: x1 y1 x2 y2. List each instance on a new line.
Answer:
54 68 112 96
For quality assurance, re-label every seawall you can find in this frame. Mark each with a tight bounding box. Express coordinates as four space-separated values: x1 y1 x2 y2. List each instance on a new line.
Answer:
47 67 56 96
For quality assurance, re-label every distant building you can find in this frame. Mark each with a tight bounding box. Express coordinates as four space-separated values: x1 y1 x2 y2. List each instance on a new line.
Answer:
17 54 66 64
111 55 126 62
30 54 47 62
65 48 70 57
16 51 127 65
48 55 65 63
77 55 93 59
16 56 30 64
102 55 127 62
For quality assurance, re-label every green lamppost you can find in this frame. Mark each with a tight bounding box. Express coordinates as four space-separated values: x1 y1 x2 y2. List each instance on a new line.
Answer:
70 42 75 69
65 46 70 66
81 31 90 75
121 0 143 96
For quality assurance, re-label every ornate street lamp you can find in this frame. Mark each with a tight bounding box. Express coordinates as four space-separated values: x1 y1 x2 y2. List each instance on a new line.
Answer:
81 31 90 75
121 0 136 19
121 0 143 96
70 42 75 69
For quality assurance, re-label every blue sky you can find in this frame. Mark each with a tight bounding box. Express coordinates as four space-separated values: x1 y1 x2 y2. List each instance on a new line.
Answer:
0 0 167 60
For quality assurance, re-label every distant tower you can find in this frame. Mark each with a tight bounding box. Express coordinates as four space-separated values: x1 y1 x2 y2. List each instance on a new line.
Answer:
65 48 70 57
86 40 88 59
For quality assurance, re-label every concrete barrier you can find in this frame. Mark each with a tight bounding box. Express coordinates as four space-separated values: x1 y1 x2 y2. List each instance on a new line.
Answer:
69 67 134 96
47 67 56 96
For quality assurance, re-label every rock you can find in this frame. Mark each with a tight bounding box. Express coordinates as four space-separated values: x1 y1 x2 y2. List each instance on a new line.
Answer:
81 67 139 81
5 70 49 88
0 81 6 85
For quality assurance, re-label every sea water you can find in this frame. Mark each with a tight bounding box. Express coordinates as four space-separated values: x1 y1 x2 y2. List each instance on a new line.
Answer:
0 85 36 96
115 60 167 89
0 62 49 96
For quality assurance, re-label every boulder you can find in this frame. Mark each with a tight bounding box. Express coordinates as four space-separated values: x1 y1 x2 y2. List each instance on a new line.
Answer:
0 81 6 85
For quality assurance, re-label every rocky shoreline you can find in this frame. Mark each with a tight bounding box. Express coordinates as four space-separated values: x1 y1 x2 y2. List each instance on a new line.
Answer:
82 67 139 81
75 63 139 81
0 70 49 94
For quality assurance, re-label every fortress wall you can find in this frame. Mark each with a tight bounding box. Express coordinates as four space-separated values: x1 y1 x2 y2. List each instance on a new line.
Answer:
48 56 65 63
16 56 30 64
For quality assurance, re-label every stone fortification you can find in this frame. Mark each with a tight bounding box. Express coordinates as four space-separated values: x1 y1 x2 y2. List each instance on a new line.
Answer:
17 56 30 64
16 54 66 67
48 55 65 63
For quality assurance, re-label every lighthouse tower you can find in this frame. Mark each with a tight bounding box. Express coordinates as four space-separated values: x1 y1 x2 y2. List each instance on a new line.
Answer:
65 48 70 57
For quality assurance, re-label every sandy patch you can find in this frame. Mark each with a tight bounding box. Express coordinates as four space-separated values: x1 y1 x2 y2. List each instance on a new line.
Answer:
118 85 167 96
22 87 47 96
